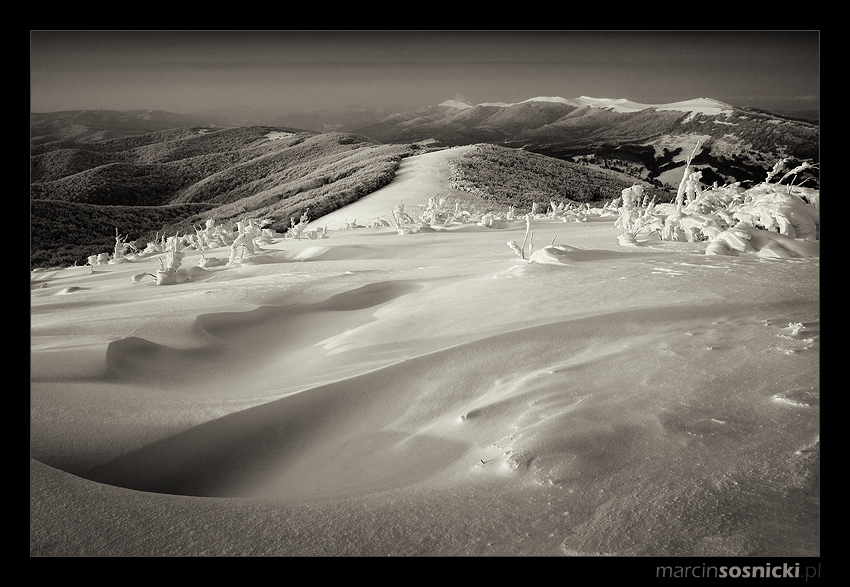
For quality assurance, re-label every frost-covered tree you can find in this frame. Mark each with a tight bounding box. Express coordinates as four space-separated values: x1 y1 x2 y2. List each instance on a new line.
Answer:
108 228 133 264
287 209 311 239
156 234 185 284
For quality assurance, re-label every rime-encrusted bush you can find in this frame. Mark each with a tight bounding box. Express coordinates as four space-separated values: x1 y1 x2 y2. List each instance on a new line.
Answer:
613 144 819 258
286 209 311 240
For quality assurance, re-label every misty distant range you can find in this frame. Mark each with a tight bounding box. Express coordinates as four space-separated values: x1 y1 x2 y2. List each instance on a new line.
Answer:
31 96 820 180
32 95 818 154
30 95 819 269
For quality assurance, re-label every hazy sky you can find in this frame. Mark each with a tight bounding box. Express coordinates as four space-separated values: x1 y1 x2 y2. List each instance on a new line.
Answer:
30 30 820 115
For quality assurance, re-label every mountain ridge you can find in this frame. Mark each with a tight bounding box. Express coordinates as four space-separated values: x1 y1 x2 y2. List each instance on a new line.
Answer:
351 94 817 157
438 96 737 115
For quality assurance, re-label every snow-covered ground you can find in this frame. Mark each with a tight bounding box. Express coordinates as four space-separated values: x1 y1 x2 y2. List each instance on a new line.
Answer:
30 146 818 556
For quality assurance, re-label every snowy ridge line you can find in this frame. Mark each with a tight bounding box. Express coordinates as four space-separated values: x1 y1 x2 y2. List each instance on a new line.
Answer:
439 95 734 116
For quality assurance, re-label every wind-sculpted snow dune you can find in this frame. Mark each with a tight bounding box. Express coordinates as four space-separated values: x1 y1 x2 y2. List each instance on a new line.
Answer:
85 297 805 502
103 280 424 388
31 146 819 557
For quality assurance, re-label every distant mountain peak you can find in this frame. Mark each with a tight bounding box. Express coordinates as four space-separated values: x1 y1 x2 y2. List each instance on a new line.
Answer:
662 97 733 109
521 96 575 105
438 99 474 110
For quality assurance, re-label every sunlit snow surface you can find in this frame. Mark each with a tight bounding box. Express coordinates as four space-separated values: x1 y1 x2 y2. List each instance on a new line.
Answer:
31 150 818 557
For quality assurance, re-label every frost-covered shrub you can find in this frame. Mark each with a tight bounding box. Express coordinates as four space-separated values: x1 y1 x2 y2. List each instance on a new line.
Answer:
387 202 422 234
662 209 725 243
150 235 186 285
479 212 510 229
287 210 311 240
613 184 669 243
227 230 255 267
190 218 237 250
136 235 164 258
547 199 593 223
731 185 819 241
344 218 368 229
163 236 184 271
259 227 277 244
507 215 535 260
613 144 819 257
706 225 819 258
108 229 133 264
614 184 645 235
419 196 455 226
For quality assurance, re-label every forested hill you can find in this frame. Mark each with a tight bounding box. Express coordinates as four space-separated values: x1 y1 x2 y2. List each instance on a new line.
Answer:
31 126 416 269
450 143 664 209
